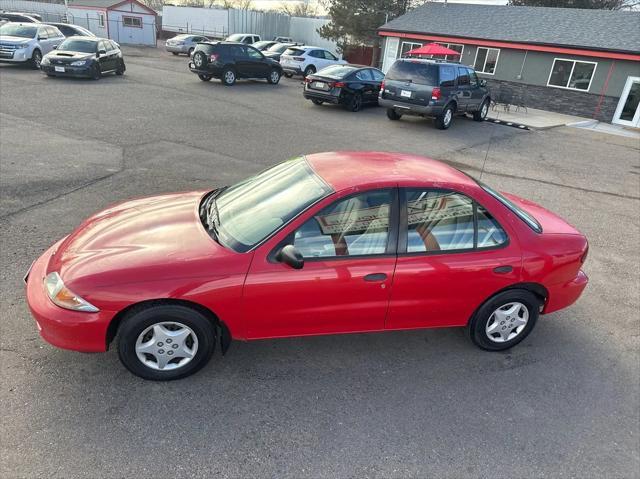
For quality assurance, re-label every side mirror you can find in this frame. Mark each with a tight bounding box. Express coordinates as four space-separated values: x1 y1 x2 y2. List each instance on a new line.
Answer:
276 245 304 270
52 45 57 50
98 49 106 56
480 79 487 87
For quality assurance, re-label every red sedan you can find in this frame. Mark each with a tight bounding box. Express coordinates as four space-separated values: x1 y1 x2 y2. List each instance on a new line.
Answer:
25 152 588 380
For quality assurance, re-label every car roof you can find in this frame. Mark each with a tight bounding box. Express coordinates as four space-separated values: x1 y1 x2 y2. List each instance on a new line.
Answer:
395 58 462 68
305 152 477 192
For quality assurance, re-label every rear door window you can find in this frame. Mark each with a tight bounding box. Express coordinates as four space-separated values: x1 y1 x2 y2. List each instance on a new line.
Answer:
439 66 456 87
37 27 48 39
354 69 373 81
468 68 479 87
371 69 385 81
386 61 438 85
457 67 470 86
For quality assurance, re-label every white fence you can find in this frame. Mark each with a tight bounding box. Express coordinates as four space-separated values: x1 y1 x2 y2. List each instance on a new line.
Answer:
0 0 66 22
290 16 335 51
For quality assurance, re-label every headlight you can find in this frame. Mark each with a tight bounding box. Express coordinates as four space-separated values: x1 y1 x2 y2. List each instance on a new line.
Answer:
17 43 30 49
70 60 87 66
41 57 50 65
44 272 99 312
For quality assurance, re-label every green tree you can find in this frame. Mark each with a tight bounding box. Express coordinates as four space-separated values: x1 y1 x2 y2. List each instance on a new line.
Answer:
318 0 420 65
509 0 637 9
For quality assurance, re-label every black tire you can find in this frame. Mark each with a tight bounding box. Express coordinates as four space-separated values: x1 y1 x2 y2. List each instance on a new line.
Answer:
192 51 207 69
198 73 212 82
267 68 281 84
467 289 540 351
90 64 101 80
473 99 490 121
221 67 236 86
117 303 217 381
31 49 42 69
311 99 323 106
435 104 454 129
46 73 55 77
303 65 316 77
171 52 179 56
188 47 194 56
284 72 293 78
115 59 125 76
386 108 402 120
345 92 363 112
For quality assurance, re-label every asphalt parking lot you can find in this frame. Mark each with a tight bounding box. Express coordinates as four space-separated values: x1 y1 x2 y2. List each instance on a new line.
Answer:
1 45 639 478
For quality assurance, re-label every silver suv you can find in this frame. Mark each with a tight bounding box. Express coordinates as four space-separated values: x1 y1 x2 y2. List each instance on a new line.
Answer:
165 34 210 56
0 22 64 68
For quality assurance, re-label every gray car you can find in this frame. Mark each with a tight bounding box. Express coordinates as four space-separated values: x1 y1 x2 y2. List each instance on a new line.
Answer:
165 34 210 56
0 22 64 68
379 59 491 130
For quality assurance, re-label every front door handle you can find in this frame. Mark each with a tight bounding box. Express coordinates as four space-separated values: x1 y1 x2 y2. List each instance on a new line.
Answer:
493 265 513 274
364 273 387 282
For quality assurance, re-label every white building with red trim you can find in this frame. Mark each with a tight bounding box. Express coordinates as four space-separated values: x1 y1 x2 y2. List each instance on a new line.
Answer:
68 0 157 46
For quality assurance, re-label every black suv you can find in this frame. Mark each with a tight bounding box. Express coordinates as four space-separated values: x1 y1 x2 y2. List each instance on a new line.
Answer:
189 41 283 86
379 59 491 129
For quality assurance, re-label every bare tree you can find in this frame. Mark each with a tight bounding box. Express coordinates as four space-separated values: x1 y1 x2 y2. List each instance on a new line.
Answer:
278 1 320 17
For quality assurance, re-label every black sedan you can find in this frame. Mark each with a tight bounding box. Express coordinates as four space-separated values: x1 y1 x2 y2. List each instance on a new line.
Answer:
303 64 385 112
41 36 125 79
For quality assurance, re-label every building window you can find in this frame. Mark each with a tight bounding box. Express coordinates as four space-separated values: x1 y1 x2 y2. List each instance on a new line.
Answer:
98 12 105 27
437 42 464 61
123 16 142 28
400 41 422 57
547 58 597 92
474 47 500 75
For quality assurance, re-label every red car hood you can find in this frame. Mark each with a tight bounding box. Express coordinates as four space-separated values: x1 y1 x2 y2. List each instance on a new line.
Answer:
47 191 236 289
502 192 582 235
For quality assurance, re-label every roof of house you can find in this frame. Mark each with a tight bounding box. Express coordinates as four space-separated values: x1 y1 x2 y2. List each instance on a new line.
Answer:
379 3 640 54
67 0 156 14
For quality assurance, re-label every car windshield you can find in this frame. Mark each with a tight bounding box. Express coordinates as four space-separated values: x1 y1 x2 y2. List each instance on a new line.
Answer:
58 38 97 53
478 182 542 233
0 24 37 38
386 61 438 85
253 40 272 49
204 158 333 252
266 43 291 53
283 48 305 56
317 65 356 78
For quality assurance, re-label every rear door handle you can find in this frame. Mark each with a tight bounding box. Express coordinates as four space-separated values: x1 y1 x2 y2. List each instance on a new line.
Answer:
364 273 387 282
493 266 513 274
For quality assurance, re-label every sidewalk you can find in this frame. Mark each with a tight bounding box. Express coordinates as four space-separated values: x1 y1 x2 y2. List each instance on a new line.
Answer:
486 105 587 129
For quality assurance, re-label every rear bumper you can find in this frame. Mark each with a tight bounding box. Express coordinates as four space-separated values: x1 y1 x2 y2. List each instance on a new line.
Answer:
188 62 222 78
25 243 116 352
544 270 589 314
379 97 442 117
303 89 340 104
282 66 303 75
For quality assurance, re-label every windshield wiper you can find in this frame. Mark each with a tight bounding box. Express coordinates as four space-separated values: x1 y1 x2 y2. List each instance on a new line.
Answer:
204 186 228 239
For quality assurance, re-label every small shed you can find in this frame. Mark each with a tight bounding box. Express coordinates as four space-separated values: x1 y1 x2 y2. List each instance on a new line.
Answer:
67 0 157 46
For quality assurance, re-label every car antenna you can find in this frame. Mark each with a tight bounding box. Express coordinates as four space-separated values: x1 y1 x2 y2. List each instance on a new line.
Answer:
479 107 499 181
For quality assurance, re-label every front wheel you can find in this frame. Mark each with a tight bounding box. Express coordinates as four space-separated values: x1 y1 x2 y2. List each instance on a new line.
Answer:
473 99 490 121
467 290 540 351
117 304 216 380
311 99 323 106
284 72 293 78
267 68 281 84
171 52 179 56
90 64 101 80
188 47 194 57
435 104 454 129
386 108 402 121
221 67 236 86
198 73 212 82
115 59 125 76
31 49 42 69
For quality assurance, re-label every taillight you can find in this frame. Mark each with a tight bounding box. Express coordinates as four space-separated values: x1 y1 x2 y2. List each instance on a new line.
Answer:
293 56 305 61
431 87 441 101
303 77 312 83
580 243 589 264
380 80 385 90
333 81 345 88
210 53 219 62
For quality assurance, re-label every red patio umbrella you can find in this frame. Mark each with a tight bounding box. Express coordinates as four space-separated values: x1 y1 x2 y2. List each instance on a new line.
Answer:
404 43 461 57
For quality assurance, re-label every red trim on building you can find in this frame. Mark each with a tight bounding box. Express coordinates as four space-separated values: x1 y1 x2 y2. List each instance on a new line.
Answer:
109 0 157 16
379 31 640 62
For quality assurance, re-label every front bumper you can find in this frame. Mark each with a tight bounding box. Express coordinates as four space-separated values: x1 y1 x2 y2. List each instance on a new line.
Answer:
41 64 93 78
25 242 116 352
0 49 31 63
379 97 442 117
544 270 589 314
166 44 188 53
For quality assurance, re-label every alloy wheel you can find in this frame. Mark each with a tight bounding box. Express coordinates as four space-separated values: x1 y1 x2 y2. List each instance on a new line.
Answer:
135 321 199 371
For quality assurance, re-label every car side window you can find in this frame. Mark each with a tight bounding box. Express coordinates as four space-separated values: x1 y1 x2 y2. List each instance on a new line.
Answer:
477 205 507 248
245 46 263 59
440 66 456 87
37 28 48 39
110 40 119 50
309 50 322 58
323 50 338 61
99 40 110 52
371 69 385 81
355 69 373 81
457 67 470 86
468 68 479 88
293 190 393 258
243 36 252 44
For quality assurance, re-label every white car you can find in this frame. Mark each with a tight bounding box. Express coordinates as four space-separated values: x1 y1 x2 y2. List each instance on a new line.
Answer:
280 45 346 78
225 33 260 44
0 22 64 68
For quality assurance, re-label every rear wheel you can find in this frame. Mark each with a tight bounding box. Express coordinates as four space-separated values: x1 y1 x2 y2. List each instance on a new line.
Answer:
188 47 194 57
386 108 402 121
284 72 293 78
115 59 125 75
171 52 179 56
31 49 42 69
303 65 316 77
473 99 490 121
221 67 236 86
117 304 216 381
435 104 454 129
467 290 540 351
267 68 281 84
198 73 212 82
311 99 323 106
345 92 363 112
